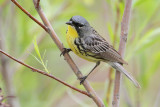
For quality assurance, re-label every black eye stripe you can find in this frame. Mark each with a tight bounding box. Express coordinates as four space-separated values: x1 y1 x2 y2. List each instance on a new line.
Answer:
76 23 84 27
79 24 84 27
71 20 84 26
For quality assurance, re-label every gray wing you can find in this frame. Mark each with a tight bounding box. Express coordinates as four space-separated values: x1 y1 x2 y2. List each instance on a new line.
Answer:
81 29 127 64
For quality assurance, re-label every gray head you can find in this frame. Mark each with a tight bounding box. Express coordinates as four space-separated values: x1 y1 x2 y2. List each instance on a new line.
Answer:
66 15 91 37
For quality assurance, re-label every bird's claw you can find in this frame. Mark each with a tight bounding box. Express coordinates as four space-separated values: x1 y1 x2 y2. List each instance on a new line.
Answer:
60 48 71 56
79 76 87 85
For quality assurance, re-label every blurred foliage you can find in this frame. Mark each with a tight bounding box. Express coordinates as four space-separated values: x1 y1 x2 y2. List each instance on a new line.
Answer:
0 0 160 107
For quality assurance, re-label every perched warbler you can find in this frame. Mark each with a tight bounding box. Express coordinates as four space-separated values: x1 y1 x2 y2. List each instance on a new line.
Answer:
62 15 140 88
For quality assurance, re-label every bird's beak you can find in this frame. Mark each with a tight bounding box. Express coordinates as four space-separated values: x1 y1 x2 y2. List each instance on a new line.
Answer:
66 21 72 25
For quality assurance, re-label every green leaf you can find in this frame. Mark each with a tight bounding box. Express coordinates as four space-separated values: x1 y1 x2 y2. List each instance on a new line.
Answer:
33 39 41 59
33 38 49 73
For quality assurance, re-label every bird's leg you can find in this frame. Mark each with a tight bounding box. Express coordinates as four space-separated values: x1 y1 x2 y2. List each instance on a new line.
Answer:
60 48 72 56
80 61 100 84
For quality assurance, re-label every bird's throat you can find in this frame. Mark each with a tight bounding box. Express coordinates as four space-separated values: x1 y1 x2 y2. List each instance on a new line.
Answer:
67 25 79 38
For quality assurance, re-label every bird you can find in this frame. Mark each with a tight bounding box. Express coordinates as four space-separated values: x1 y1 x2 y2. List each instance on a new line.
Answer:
62 15 140 88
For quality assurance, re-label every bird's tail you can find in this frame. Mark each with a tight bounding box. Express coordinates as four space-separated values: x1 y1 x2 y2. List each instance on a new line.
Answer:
108 62 141 88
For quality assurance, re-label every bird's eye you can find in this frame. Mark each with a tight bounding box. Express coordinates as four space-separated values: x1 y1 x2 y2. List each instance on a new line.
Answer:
78 24 84 28
79 26 82 29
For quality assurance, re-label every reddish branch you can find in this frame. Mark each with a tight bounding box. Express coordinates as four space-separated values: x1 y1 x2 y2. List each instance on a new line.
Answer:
10 0 104 106
0 49 90 97
11 0 47 32
112 0 132 107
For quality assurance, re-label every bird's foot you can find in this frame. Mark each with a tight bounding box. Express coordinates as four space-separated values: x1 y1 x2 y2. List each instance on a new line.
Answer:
60 48 71 56
79 76 87 85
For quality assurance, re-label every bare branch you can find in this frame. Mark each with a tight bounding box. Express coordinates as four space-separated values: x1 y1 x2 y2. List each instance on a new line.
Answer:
11 0 48 32
112 0 132 107
0 49 90 97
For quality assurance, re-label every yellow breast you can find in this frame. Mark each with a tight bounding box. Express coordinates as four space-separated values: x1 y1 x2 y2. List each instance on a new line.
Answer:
66 25 79 55
66 25 100 62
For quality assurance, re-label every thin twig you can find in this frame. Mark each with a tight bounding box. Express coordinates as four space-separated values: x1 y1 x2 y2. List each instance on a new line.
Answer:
11 0 47 32
0 49 90 97
10 0 104 106
112 0 132 107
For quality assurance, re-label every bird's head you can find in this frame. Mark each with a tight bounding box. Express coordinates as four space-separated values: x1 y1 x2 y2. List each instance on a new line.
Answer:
66 15 91 37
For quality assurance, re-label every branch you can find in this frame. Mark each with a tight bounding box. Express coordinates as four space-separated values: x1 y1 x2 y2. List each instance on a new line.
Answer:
10 0 104 106
112 0 132 107
11 0 47 32
106 1 121 105
0 49 90 97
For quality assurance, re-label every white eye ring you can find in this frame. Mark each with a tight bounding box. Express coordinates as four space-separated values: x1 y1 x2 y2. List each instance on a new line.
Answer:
79 26 82 29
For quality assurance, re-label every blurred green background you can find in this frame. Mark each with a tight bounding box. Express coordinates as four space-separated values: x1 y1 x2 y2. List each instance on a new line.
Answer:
0 0 160 107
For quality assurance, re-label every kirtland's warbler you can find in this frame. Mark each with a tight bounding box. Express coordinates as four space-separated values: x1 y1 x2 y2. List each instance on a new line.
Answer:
62 15 140 88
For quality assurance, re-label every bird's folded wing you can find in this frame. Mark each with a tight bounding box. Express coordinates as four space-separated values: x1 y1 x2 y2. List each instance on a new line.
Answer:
81 31 127 64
